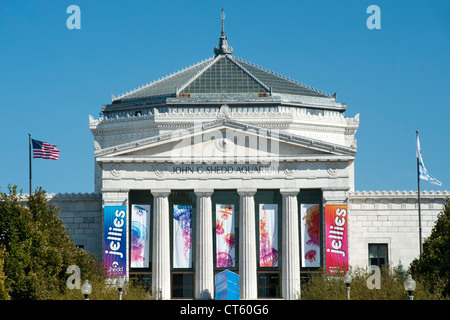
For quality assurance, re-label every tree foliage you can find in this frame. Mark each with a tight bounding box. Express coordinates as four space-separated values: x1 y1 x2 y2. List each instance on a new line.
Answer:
410 199 450 297
300 266 447 300
0 186 106 299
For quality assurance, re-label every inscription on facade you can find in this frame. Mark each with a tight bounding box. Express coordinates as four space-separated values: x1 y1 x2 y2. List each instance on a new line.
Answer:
170 164 279 174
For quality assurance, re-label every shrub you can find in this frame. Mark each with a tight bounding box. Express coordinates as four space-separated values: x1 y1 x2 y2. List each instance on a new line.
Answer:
300 266 448 300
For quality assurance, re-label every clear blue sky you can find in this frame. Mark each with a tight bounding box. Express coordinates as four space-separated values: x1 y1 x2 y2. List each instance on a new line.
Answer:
0 0 448 194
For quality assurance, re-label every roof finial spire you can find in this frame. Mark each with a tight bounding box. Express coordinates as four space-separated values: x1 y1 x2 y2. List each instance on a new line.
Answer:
214 9 233 56
221 8 226 36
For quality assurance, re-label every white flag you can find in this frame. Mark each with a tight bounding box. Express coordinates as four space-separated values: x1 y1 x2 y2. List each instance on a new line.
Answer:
416 133 442 186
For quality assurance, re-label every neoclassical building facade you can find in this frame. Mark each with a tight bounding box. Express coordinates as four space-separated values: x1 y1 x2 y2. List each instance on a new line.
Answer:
48 13 448 300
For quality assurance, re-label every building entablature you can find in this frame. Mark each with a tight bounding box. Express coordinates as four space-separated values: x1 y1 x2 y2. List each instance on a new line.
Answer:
93 117 357 159
90 108 359 151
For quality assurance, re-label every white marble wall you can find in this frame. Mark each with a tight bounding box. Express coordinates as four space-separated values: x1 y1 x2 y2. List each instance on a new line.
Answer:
348 191 449 269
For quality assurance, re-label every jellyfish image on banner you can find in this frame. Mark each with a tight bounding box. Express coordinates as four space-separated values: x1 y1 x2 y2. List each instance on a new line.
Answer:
173 205 193 268
304 249 317 263
216 251 233 268
131 221 147 264
216 204 235 267
259 204 278 267
301 204 321 267
131 205 150 268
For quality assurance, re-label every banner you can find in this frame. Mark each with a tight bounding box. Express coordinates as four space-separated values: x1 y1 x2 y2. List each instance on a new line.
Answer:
216 204 235 267
131 205 150 268
259 204 278 267
325 204 348 274
173 205 193 268
300 204 321 267
104 206 127 277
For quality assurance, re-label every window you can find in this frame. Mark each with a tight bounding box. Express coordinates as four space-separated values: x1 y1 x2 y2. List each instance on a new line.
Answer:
212 190 239 271
172 273 195 299
128 190 153 274
130 274 152 291
298 189 323 271
258 272 281 298
368 244 388 268
169 190 196 298
254 190 282 298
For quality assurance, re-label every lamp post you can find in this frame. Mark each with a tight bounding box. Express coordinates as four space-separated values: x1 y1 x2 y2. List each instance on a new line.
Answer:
403 274 416 300
81 280 92 300
343 271 352 300
117 276 125 300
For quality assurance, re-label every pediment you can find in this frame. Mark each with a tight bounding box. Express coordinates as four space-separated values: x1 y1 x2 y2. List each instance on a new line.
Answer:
95 119 356 163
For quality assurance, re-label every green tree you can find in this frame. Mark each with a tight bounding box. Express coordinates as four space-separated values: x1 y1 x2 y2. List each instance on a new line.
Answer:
410 199 450 297
0 246 9 300
0 186 106 299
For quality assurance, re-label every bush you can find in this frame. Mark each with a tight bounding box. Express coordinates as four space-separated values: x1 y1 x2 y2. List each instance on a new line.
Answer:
300 266 448 300
54 277 155 300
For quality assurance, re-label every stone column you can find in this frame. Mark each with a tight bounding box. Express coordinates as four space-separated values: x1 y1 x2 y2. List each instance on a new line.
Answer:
280 189 300 300
238 189 257 300
151 189 171 300
195 189 214 300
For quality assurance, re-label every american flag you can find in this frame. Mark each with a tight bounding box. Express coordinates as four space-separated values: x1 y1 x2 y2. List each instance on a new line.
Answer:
31 139 60 160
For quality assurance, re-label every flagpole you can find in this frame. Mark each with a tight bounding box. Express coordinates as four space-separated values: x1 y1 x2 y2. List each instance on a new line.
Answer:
416 131 423 256
29 133 32 195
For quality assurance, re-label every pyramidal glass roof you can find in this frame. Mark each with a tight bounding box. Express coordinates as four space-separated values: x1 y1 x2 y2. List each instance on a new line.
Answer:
112 10 332 103
181 56 268 95
113 54 331 102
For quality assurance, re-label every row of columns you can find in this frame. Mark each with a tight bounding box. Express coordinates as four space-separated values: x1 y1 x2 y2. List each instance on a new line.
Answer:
151 188 300 300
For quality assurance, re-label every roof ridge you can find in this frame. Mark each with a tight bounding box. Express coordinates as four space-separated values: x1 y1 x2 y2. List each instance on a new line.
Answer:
113 56 215 101
227 55 271 92
233 56 331 98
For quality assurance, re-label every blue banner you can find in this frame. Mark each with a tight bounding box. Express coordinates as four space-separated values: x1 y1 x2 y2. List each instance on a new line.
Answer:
104 206 127 277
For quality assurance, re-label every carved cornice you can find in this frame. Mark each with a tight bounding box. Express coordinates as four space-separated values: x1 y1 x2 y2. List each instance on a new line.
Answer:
47 192 102 201
90 111 359 135
349 190 449 200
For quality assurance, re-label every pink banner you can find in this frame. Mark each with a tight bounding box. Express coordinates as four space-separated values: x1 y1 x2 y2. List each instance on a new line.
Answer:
259 204 278 267
300 204 321 267
216 204 235 267
325 204 348 274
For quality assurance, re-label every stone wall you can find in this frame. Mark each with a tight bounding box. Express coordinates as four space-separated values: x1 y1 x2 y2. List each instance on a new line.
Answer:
48 193 102 259
348 191 449 269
